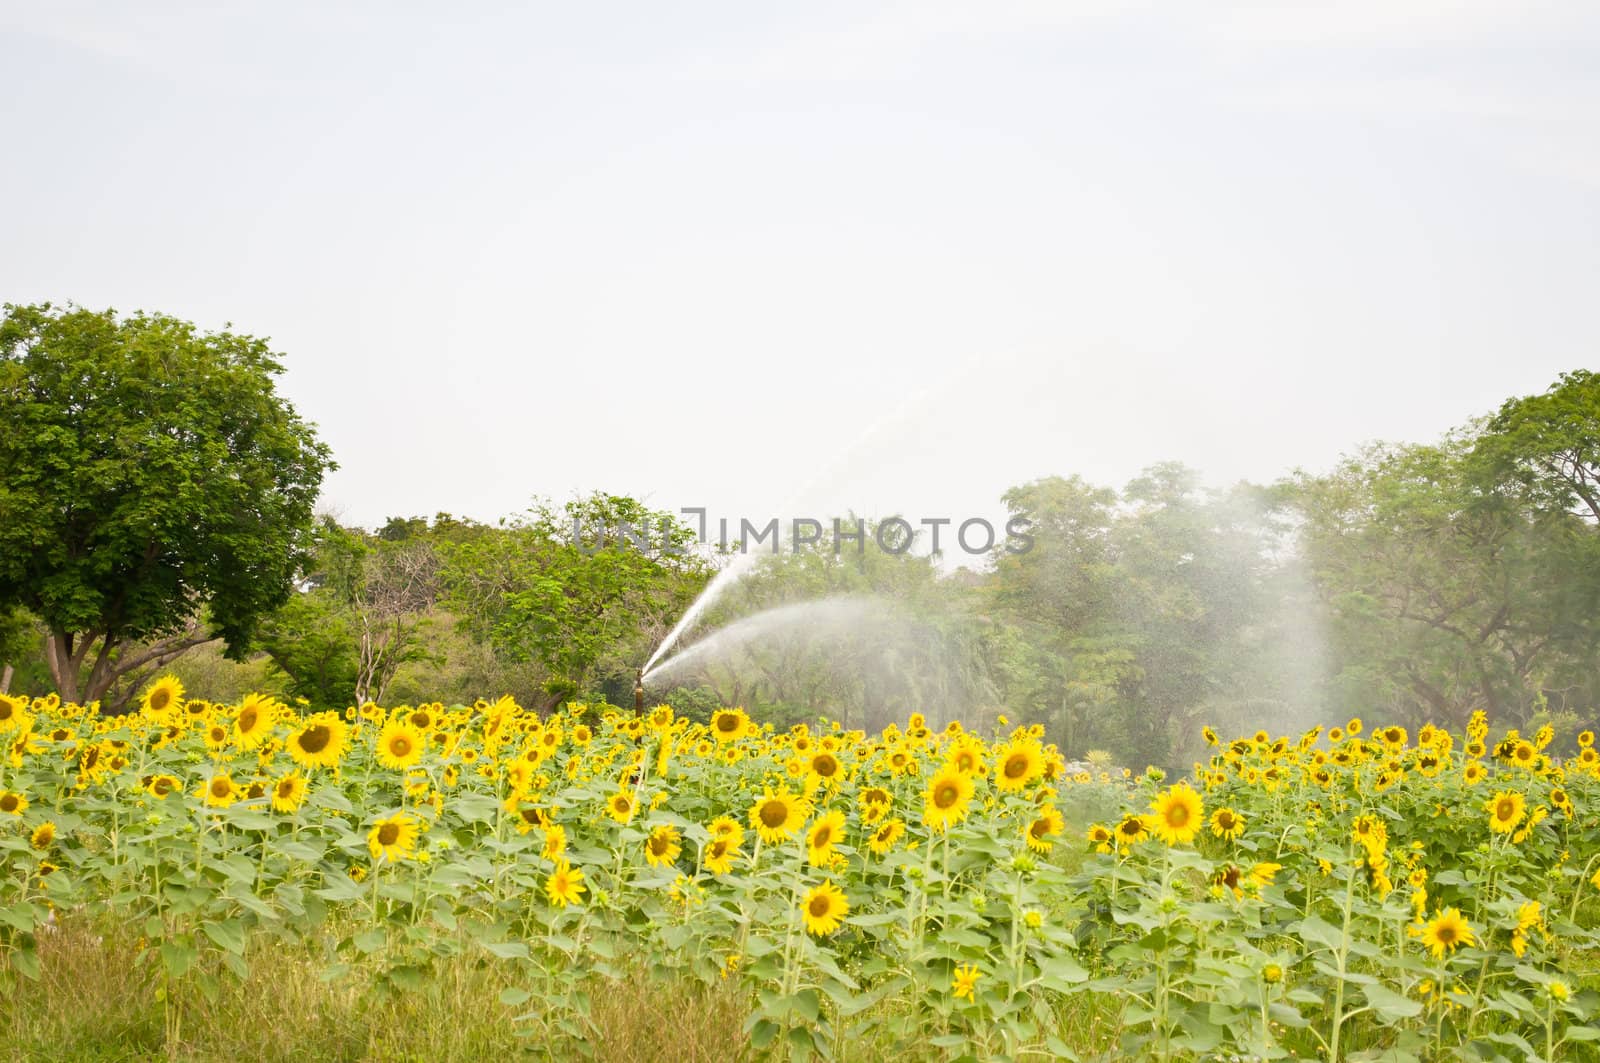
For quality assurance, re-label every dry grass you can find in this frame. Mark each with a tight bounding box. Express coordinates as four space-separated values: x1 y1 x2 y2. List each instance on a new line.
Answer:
0 917 751 1063
2 916 1122 1062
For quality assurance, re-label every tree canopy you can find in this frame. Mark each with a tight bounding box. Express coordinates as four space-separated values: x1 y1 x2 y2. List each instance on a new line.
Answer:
0 302 333 709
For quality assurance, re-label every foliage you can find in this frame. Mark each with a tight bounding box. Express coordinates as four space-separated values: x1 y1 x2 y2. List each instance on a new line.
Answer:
439 495 710 701
1 687 1597 1060
1291 434 1600 729
0 303 332 709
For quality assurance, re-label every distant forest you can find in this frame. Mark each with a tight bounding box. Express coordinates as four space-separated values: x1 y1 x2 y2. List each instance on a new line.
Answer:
3 315 1597 771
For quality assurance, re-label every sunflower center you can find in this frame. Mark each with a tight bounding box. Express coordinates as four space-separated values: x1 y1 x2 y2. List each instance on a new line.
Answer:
716 715 738 733
934 783 960 808
1436 924 1458 944
277 780 294 798
238 707 258 732
210 778 230 797
814 755 838 777
0 795 17 812
809 895 832 917
812 825 833 848
760 801 789 828
149 691 170 712
298 725 331 754
1005 755 1028 779
1167 805 1190 827
1030 819 1049 839
377 823 400 846
390 736 413 757
650 834 671 855
1496 799 1515 820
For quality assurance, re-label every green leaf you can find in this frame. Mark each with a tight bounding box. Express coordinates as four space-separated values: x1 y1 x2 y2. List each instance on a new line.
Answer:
1362 982 1423 1021
483 941 530 961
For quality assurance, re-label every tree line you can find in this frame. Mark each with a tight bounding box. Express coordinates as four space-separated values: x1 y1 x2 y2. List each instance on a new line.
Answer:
2 303 1596 769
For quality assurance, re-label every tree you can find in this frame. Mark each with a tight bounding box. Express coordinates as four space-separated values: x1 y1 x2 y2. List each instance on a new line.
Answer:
440 494 709 705
1475 370 1600 523
0 303 333 709
0 606 41 694
257 518 440 708
1289 434 1594 727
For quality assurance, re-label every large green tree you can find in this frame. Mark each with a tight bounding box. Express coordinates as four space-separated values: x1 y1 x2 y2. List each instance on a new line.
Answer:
0 303 333 709
1289 430 1598 728
440 494 710 706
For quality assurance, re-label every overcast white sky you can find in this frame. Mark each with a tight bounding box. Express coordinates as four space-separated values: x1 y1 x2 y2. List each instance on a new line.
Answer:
3 2 1597 544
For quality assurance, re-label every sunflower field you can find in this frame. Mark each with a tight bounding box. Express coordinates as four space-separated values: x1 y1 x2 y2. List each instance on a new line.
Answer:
2 680 1599 1062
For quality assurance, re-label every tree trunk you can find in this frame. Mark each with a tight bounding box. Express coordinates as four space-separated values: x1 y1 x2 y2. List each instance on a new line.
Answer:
0 663 12 695
45 625 216 710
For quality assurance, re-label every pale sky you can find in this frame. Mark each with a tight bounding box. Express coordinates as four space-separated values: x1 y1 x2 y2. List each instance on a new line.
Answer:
4 2 1597 546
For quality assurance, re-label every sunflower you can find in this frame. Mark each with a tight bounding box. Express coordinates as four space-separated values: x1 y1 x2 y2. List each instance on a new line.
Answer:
202 723 230 752
1487 791 1526 834
1463 761 1487 786
703 835 740 875
1421 907 1475 959
271 772 308 813
922 767 976 832
368 812 420 863
1351 814 1388 856
287 712 348 770
139 676 185 720
946 737 986 776
29 821 55 850
1114 813 1150 849
884 746 915 775
994 740 1045 794
1511 900 1544 958
509 802 549 834
1149 783 1203 846
546 859 586 907
1086 823 1113 853
375 720 426 770
807 750 844 786
0 791 27 816
605 789 638 825
1025 806 1065 853
1210 807 1246 840
645 824 682 867
541 824 568 861
710 708 750 743
199 773 240 808
750 787 807 844
1249 862 1281 890
232 693 277 749
144 774 181 799
805 809 846 866
800 880 849 936
709 815 744 845
951 964 981 1002
868 818 905 855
